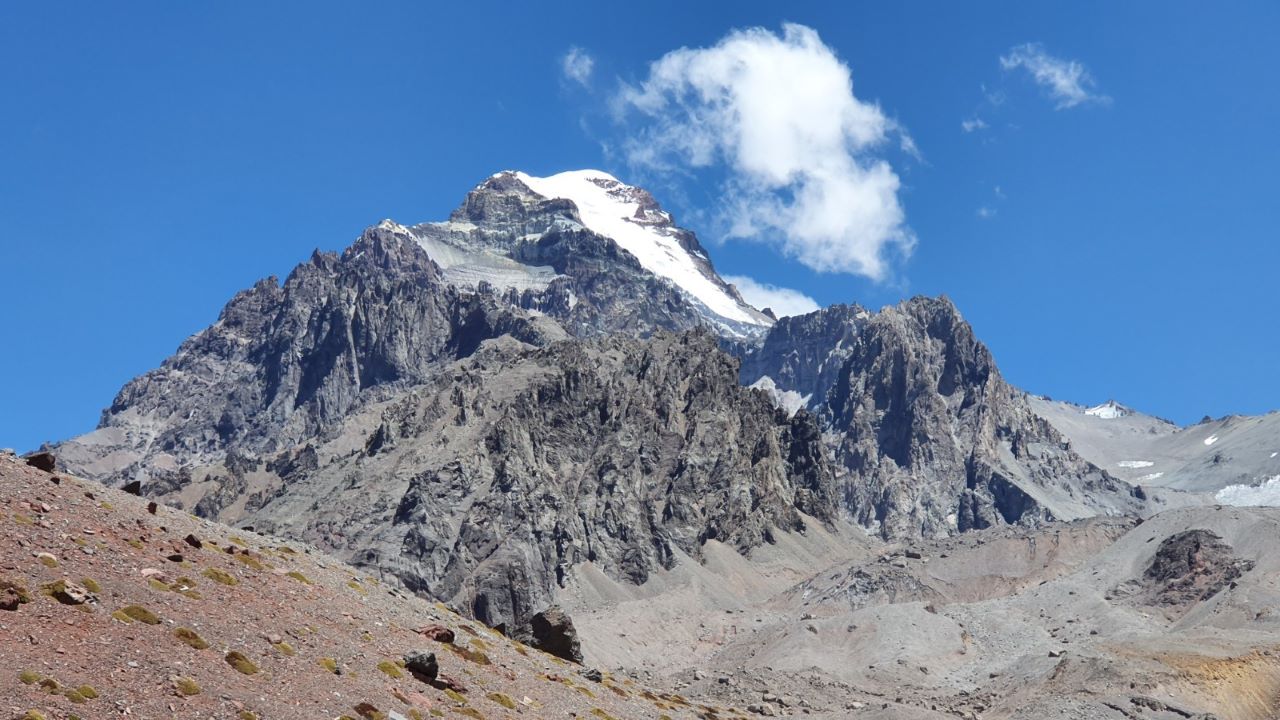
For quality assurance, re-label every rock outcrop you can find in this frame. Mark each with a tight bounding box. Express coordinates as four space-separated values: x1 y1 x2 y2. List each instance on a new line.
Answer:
63 328 839 634
739 297 1140 540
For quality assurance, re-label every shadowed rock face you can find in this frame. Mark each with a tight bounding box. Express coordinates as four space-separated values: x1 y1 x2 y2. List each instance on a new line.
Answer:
58 228 563 487
739 297 1141 540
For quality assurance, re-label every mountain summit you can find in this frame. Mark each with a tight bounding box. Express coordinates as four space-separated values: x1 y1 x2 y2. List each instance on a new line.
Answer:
383 169 772 338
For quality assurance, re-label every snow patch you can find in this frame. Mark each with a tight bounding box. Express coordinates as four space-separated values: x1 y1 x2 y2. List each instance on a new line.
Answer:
1117 460 1154 469
749 376 810 417
1215 476 1280 507
1204 435 1219 446
1136 472 1164 482
513 170 762 325
1271 452 1277 459
1085 401 1128 419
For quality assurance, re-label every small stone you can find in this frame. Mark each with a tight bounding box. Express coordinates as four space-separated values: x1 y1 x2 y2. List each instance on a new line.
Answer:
183 534 203 549
147 502 158 515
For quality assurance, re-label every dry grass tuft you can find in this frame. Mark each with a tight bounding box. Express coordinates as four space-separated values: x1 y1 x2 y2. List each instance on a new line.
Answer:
174 627 210 649
175 676 201 696
225 650 259 675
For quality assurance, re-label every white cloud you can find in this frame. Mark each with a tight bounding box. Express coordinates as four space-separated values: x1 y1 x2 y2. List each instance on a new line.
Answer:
961 117 988 133
561 47 594 87
723 275 820 318
1000 43 1108 109
976 206 996 219
613 24 915 281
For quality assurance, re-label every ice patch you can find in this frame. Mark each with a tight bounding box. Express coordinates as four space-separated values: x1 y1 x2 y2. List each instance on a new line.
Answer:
1085 401 1127 419
514 170 763 325
1136 472 1164 482
1271 452 1277 459
1204 435 1219 446
1117 460 1154 469
1215 476 1280 506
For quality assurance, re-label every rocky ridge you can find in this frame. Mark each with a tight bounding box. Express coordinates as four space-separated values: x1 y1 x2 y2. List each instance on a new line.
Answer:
739 297 1141 540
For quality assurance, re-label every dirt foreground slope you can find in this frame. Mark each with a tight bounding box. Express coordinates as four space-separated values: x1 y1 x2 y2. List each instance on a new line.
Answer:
0 452 737 720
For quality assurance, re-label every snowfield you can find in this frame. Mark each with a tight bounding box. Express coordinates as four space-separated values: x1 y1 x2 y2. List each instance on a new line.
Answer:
514 170 764 325
1215 475 1280 506
1085 401 1128 419
1117 460 1154 469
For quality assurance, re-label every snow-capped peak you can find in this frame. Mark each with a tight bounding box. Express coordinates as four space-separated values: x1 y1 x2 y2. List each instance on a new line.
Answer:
511 170 767 327
1084 400 1129 419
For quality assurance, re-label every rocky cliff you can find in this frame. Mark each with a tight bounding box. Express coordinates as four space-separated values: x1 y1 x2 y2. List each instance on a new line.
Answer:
740 297 1141 539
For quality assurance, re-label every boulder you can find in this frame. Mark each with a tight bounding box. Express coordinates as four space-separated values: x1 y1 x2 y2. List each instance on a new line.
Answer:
24 451 56 472
403 650 438 681
526 605 583 663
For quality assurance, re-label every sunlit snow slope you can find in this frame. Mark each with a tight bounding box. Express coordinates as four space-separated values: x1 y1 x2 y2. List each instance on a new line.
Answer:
514 170 767 327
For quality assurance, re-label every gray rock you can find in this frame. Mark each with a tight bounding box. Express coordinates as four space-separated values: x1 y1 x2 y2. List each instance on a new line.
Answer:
523 605 583 664
738 297 1142 540
403 650 438 680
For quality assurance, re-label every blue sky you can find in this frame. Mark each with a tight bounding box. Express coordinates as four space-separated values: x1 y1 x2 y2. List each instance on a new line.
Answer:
2 2 1278 451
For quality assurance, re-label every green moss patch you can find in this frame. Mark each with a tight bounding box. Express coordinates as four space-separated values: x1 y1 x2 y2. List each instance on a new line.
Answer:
119 604 161 624
202 567 238 586
444 642 491 666
486 692 516 709
376 660 403 678
175 676 201 696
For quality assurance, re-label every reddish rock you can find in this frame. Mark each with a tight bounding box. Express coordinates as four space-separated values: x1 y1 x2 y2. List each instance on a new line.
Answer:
417 623 456 643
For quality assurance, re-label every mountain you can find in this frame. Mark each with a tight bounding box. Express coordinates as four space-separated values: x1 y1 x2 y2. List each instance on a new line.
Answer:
53 169 1139 638
405 169 771 338
29 168 1280 719
738 298 1142 539
1030 396 1280 494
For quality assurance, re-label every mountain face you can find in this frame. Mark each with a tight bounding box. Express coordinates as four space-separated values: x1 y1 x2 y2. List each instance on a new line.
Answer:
54 169 1142 634
402 170 772 338
739 297 1141 540
55 228 567 487
66 328 839 634
1030 396 1280 494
